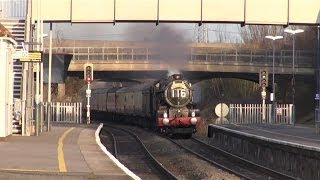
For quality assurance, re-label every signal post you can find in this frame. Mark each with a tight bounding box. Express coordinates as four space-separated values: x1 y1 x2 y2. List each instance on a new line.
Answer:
259 69 268 122
84 64 93 124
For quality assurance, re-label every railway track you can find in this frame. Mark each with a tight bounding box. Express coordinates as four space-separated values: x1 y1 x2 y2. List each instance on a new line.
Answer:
107 124 239 179
100 123 294 179
100 125 177 180
168 137 297 180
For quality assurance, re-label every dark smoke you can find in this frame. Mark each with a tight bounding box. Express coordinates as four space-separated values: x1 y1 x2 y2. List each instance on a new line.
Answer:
125 24 189 76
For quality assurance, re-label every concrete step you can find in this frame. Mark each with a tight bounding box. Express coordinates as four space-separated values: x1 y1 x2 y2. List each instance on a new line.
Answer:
12 124 21 128
12 128 22 134
1 19 25 47
12 120 20 124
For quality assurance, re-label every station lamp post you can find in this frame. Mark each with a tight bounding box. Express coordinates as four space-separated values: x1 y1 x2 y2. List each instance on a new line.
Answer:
317 26 320 131
47 23 53 131
284 28 304 126
265 35 283 123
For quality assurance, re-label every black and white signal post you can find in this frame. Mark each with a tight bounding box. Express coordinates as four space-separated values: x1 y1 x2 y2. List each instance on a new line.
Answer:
259 69 268 122
84 64 93 124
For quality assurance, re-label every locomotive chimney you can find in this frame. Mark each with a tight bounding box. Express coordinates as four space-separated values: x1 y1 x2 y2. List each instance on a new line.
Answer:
173 74 182 80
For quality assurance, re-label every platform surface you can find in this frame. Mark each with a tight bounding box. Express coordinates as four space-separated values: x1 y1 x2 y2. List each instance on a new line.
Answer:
0 124 133 179
216 124 320 150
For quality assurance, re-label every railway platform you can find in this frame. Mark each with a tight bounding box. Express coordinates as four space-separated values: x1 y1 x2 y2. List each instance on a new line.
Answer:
215 124 320 149
207 124 320 180
0 123 136 180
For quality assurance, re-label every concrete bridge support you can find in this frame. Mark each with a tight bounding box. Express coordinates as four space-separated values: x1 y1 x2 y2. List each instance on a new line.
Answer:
58 83 65 100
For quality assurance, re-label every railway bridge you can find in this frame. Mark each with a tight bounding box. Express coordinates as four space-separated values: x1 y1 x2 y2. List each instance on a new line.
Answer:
43 44 316 84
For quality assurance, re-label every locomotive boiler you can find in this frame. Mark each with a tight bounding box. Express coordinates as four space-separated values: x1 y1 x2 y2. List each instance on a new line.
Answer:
89 74 200 137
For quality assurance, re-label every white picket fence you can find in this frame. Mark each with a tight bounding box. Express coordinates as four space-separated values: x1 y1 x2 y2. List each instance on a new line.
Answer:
44 102 82 123
228 104 293 124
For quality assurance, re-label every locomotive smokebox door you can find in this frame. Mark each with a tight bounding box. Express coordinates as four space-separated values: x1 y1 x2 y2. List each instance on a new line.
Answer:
164 81 192 108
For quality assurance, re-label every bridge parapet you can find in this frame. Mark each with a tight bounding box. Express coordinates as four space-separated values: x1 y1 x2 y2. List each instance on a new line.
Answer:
44 46 315 69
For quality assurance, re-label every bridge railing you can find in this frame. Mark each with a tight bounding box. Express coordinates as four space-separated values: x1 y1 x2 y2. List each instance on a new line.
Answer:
43 46 315 67
0 0 26 19
191 49 314 67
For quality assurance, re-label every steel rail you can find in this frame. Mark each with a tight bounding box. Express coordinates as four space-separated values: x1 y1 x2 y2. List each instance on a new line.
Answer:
193 137 297 180
166 136 253 180
167 136 297 180
100 129 117 158
103 125 178 180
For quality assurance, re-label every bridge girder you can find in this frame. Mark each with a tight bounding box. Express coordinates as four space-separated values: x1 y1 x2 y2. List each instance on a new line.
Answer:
67 69 313 86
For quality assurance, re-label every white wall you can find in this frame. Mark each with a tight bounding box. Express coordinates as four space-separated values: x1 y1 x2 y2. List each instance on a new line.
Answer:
0 38 15 138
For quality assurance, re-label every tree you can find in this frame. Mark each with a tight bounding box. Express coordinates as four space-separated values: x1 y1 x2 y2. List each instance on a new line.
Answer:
239 25 284 48
239 25 317 50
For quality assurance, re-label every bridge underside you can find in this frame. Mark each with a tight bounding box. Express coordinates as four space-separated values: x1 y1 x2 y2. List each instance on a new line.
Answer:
67 59 314 83
69 70 256 82
67 70 313 86
42 54 314 85
33 0 320 25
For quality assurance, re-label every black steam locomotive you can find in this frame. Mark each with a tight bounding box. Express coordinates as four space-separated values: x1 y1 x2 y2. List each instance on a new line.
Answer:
89 74 200 137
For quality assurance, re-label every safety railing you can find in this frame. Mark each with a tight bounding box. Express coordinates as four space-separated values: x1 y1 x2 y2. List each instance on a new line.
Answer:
44 102 82 124
43 46 315 68
228 104 293 124
0 0 26 19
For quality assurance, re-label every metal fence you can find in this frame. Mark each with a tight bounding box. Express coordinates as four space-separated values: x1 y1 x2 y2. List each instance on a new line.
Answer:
229 104 293 124
43 46 315 68
0 0 26 19
44 102 82 123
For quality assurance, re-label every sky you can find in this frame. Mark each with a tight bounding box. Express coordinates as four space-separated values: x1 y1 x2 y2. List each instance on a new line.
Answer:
43 23 242 43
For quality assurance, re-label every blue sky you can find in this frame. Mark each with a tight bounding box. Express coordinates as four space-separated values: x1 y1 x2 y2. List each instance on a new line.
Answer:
44 23 242 43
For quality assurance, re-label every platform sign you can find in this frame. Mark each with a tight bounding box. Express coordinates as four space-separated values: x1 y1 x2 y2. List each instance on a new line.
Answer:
66 106 73 114
276 108 282 115
19 51 43 62
12 50 28 59
215 103 229 118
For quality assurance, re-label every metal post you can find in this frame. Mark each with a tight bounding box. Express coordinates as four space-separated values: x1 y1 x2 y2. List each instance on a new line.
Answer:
35 0 41 136
272 40 276 124
284 28 304 125
40 0 44 133
292 34 295 126
261 87 266 122
315 26 320 133
22 0 33 136
47 23 53 131
86 83 91 124
266 35 283 124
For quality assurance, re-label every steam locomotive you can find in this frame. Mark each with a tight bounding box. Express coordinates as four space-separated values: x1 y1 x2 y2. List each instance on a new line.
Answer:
88 74 201 137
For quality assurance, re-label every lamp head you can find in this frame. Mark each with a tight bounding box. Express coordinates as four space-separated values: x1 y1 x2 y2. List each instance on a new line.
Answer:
284 29 304 34
265 35 283 40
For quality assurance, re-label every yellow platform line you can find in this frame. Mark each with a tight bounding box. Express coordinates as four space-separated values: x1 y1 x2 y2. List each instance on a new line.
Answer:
58 127 74 172
0 168 59 173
